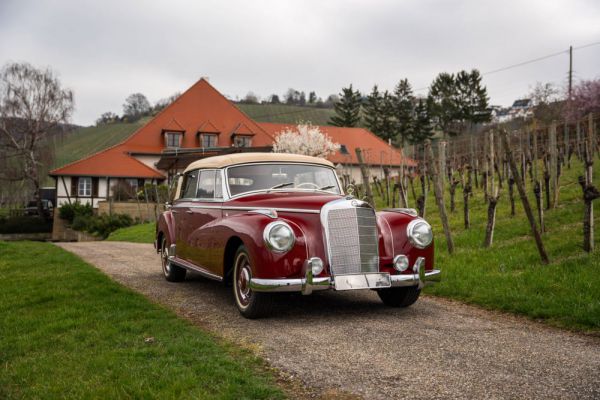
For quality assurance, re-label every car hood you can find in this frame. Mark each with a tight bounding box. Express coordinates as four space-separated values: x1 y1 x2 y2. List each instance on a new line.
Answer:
226 191 344 212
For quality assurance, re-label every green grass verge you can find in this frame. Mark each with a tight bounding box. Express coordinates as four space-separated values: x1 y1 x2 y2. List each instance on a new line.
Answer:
380 159 600 333
107 222 156 243
0 241 283 399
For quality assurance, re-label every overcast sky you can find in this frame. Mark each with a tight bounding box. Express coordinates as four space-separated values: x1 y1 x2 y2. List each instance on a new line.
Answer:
1 0 599 126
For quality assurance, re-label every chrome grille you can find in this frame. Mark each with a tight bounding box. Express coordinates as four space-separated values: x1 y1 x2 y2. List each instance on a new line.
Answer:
325 204 379 275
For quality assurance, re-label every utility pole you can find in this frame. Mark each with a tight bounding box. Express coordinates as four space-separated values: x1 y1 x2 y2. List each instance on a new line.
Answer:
568 45 573 99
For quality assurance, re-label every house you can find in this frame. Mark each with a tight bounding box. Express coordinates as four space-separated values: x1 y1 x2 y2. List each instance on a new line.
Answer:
50 79 414 208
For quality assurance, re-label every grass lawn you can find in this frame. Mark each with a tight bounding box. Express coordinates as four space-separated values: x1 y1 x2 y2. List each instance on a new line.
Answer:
0 241 283 399
107 222 156 243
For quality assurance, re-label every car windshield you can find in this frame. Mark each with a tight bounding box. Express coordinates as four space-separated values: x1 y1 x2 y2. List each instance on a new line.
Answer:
227 163 341 197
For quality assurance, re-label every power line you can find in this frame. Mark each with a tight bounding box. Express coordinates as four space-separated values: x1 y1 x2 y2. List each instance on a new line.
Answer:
414 40 600 92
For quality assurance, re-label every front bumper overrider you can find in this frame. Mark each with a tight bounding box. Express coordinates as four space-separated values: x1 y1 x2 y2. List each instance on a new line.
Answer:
249 258 441 295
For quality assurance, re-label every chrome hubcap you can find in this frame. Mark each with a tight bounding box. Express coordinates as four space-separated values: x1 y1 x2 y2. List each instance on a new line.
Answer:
235 254 252 307
161 241 171 274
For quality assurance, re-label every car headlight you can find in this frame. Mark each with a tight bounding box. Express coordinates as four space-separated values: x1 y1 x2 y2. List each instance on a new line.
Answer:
263 221 295 252
407 219 433 249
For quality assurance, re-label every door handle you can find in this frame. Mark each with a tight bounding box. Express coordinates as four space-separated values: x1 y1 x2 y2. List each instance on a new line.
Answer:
186 210 193 214
172 210 179 214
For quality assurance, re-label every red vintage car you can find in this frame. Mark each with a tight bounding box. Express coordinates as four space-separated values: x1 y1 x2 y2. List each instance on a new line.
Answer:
155 153 440 318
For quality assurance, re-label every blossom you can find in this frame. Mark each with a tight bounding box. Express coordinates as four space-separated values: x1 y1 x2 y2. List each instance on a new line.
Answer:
272 123 340 158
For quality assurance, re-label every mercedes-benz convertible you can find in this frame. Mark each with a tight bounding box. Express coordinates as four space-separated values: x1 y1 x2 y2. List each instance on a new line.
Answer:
155 153 440 318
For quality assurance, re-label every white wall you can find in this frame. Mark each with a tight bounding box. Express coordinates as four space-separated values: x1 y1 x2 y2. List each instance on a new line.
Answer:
55 176 109 209
135 155 161 170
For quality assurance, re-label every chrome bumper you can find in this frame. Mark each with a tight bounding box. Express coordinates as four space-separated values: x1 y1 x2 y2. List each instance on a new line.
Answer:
249 261 441 295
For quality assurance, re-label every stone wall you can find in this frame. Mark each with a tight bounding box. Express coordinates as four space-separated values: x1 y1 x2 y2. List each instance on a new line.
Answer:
51 212 101 242
97 201 165 222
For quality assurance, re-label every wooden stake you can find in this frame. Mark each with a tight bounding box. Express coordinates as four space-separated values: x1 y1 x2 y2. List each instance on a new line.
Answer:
500 129 549 264
355 148 374 206
425 140 454 254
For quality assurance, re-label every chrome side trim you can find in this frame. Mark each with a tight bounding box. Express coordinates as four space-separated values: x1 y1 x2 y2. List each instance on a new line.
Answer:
226 206 320 214
382 208 418 217
172 204 320 214
169 256 223 281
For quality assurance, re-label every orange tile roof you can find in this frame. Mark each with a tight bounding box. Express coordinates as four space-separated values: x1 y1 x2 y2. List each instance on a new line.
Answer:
259 122 416 167
50 145 165 178
197 120 220 133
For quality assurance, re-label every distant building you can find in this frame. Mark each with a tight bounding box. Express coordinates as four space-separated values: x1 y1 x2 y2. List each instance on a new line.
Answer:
50 79 414 208
490 98 534 123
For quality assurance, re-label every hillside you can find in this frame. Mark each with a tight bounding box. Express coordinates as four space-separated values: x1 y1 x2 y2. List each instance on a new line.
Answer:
236 103 335 125
51 104 335 170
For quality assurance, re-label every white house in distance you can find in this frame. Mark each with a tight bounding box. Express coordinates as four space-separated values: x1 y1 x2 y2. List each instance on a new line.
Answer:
50 79 415 208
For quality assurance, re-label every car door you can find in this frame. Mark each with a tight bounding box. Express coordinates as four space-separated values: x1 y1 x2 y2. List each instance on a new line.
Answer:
185 169 223 275
173 169 199 261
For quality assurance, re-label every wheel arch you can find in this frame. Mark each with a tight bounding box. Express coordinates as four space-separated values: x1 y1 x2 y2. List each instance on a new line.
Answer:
223 236 244 285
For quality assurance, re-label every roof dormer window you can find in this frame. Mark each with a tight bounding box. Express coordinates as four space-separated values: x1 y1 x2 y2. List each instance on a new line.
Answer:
199 133 218 148
165 131 183 148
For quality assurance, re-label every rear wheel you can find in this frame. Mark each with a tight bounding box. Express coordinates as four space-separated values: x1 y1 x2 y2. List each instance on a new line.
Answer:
377 286 421 308
161 237 186 282
233 245 273 319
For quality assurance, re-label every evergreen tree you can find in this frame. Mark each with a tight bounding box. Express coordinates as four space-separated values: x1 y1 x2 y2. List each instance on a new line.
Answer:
455 69 491 130
411 99 434 144
329 84 362 127
379 90 396 142
308 91 317 104
393 78 415 146
427 72 459 136
363 85 384 137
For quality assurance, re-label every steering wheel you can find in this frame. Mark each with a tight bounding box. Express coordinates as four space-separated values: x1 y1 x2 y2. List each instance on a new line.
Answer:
296 182 320 189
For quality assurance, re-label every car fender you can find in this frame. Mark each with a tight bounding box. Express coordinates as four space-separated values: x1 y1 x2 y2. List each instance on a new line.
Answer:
377 210 435 271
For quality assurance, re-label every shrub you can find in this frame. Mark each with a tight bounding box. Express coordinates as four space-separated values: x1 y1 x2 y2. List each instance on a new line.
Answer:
59 202 93 223
0 216 52 234
70 213 134 238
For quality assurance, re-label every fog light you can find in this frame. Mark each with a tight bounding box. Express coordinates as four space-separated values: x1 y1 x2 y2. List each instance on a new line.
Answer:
309 257 324 275
393 255 409 272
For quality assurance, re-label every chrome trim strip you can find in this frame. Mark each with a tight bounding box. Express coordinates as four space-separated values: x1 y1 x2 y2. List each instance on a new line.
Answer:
169 256 223 281
171 204 320 214
382 208 418 217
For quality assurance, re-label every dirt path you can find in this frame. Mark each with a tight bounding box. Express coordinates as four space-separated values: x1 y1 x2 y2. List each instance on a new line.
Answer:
56 241 600 400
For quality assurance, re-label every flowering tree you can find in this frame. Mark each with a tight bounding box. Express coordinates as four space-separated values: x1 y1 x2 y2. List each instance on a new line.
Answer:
273 123 340 158
563 79 600 121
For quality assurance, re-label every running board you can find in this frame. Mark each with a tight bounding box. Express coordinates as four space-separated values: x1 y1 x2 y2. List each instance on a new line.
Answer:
169 256 223 282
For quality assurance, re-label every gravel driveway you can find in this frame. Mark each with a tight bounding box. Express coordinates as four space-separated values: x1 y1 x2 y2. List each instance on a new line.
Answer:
56 242 600 399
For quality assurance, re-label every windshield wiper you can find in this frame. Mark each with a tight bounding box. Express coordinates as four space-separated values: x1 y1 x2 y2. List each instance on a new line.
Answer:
270 182 294 190
318 185 335 191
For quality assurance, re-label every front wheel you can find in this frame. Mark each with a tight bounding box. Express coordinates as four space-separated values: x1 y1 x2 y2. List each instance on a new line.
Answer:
233 245 273 319
377 286 421 308
161 237 186 282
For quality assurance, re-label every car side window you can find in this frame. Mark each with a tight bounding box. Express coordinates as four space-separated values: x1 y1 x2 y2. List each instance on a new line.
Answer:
182 170 199 199
197 170 215 199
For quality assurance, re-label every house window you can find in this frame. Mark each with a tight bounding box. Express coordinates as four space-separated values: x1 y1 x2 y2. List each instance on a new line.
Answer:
233 135 252 147
165 132 182 148
78 177 92 197
126 178 139 192
200 134 218 148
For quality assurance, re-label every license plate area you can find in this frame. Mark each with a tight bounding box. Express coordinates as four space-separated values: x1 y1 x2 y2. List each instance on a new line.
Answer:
333 273 391 291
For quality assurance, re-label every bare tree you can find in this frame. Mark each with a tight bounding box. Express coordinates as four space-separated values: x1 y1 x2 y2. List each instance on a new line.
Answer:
529 82 563 125
0 62 74 216
123 93 150 121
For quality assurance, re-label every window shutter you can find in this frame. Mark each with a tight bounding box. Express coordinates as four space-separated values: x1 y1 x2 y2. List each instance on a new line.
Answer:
71 177 79 197
92 178 99 197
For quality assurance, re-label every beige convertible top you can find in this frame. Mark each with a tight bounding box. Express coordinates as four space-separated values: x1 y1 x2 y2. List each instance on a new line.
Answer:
184 152 334 172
